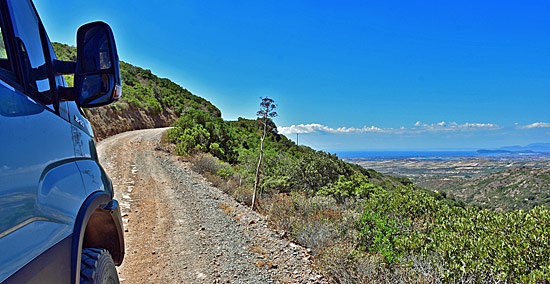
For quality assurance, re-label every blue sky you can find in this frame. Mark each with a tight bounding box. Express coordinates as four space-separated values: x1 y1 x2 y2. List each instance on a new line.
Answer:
35 0 550 151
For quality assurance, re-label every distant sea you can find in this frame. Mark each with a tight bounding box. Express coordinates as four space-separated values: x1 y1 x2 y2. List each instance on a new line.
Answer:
336 151 508 159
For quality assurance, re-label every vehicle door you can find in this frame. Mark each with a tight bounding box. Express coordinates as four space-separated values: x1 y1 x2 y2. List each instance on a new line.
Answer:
0 0 86 282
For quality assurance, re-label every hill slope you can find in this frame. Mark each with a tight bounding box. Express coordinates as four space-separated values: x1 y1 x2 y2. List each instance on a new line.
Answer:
444 166 550 211
52 42 219 139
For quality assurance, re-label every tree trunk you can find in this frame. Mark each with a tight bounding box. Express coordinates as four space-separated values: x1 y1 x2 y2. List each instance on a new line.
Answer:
252 121 267 211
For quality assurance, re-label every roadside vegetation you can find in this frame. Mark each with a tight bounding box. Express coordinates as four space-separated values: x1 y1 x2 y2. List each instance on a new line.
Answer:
54 42 550 283
166 99 550 283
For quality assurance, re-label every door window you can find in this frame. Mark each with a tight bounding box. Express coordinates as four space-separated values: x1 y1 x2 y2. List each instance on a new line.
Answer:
7 0 52 104
0 27 7 60
0 12 16 83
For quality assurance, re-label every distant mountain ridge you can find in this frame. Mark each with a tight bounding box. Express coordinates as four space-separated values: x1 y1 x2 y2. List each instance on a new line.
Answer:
499 143 550 152
477 143 550 154
476 149 537 154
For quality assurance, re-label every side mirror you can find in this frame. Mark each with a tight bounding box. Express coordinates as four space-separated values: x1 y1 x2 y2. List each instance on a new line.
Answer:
74 22 121 108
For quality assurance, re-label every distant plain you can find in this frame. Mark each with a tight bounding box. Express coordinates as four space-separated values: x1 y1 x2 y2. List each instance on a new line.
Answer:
346 152 550 210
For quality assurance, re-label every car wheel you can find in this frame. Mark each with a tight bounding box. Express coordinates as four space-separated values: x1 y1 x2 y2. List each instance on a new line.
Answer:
80 248 120 284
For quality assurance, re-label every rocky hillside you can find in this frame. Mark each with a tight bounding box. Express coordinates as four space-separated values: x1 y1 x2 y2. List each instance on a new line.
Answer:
52 42 219 140
444 166 550 211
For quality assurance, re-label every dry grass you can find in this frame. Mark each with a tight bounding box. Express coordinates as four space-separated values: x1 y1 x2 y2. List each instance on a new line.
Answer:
314 243 445 284
218 203 233 215
233 186 253 206
188 152 255 208
191 153 222 175
255 260 276 269
249 245 264 255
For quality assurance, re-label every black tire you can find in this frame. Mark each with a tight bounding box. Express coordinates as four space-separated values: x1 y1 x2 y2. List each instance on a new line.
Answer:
80 248 120 284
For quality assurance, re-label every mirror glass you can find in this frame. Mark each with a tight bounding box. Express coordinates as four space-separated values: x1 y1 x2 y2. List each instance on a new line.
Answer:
80 26 111 73
78 74 112 105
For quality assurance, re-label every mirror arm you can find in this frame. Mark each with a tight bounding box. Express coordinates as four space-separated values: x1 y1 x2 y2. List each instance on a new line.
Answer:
58 86 75 101
54 59 77 75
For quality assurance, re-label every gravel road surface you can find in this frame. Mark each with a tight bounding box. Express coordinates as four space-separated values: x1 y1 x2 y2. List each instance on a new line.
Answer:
97 128 327 283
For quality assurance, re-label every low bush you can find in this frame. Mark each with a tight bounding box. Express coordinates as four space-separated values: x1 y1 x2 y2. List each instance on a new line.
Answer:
189 153 253 206
191 153 221 175
233 186 253 206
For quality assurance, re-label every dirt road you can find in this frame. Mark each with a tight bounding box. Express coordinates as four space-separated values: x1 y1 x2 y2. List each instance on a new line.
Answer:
97 128 326 283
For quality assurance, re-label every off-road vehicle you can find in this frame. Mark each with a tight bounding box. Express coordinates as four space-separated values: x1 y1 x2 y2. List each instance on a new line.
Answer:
0 0 124 283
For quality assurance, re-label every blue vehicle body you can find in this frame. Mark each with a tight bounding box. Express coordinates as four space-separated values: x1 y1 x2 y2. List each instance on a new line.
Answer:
0 0 124 283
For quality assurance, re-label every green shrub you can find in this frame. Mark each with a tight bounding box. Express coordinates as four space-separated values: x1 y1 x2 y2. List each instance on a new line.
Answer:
357 211 402 263
318 172 382 201
146 96 162 114
168 108 236 162
216 162 234 179
354 185 550 283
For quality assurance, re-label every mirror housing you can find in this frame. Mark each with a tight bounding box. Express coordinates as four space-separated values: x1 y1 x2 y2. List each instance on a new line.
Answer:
74 22 121 108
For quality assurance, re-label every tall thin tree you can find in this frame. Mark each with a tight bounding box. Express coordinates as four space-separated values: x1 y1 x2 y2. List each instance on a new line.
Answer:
252 97 277 211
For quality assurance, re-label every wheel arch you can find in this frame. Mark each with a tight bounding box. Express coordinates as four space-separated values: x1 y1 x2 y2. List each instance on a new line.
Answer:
71 191 125 284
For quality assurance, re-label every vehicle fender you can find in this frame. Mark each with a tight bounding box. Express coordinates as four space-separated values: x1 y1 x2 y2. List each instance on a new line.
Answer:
71 191 124 284
74 159 113 197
